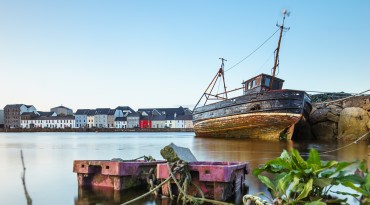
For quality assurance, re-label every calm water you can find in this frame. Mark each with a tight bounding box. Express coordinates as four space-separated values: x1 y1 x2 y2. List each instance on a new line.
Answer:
0 132 368 205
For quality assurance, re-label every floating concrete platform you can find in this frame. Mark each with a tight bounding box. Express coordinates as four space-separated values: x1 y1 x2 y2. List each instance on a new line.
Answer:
73 160 164 190
157 161 249 201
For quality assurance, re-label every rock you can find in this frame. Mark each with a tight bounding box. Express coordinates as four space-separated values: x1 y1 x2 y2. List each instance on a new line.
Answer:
311 121 337 140
338 107 370 141
341 96 370 111
327 104 343 116
310 108 329 124
326 112 340 122
160 143 197 162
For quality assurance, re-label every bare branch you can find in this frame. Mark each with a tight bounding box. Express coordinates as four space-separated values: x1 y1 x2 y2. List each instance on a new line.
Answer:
21 150 32 205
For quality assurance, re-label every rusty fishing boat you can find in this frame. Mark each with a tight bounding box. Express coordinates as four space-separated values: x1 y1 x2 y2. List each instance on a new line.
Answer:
192 10 312 140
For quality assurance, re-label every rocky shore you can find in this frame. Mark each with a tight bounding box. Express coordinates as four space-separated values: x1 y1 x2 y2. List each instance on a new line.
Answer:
309 95 370 141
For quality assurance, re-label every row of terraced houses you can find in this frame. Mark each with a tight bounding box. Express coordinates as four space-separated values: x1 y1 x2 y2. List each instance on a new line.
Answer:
0 104 194 129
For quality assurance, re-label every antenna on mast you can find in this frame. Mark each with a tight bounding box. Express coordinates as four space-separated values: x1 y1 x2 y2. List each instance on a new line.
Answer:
269 9 290 90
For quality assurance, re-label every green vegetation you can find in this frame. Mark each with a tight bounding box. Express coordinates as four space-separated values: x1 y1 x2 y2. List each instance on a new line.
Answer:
253 149 370 205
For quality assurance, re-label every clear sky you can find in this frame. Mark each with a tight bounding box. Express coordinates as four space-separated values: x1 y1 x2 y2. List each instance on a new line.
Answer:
0 1 369 111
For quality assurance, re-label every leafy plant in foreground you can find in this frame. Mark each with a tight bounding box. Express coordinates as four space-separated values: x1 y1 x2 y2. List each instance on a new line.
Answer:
253 148 368 204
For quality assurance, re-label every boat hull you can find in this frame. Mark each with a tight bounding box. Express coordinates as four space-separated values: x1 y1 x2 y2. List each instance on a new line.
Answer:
194 112 302 140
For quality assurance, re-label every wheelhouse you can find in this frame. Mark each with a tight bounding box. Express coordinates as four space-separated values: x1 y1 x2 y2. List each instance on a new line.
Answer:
242 73 284 95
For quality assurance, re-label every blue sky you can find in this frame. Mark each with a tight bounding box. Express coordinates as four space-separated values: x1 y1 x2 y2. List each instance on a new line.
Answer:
0 1 369 111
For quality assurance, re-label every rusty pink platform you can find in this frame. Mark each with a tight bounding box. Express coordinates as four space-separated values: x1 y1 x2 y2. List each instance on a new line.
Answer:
73 160 163 190
156 161 249 201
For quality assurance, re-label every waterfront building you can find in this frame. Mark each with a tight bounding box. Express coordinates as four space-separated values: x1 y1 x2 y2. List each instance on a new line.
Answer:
116 106 135 116
107 109 123 128
21 116 75 128
114 117 127 128
4 104 37 128
151 115 166 128
137 109 160 128
87 109 96 128
75 109 90 128
175 114 193 128
51 105 73 116
138 107 193 128
94 108 110 128
0 109 4 128
127 112 140 128
139 115 152 128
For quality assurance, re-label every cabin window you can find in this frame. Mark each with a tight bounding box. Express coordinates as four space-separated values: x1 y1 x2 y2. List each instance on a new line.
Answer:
264 77 270 87
251 80 256 88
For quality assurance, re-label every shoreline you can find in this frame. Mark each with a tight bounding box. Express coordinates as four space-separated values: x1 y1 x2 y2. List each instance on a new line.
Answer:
0 128 194 133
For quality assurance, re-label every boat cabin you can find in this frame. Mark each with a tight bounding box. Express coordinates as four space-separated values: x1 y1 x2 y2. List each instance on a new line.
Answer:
242 73 284 95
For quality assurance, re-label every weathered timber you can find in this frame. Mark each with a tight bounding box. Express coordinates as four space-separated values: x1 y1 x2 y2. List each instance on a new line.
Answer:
193 89 311 140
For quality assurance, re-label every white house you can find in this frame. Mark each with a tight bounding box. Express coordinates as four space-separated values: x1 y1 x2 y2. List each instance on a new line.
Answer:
21 116 75 129
114 117 127 128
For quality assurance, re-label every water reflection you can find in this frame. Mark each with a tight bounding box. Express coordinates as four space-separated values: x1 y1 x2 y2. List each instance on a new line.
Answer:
75 186 159 205
0 132 368 205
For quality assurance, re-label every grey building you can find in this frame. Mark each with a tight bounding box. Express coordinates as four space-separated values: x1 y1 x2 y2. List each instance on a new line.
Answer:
4 104 37 128
95 108 110 128
127 112 140 128
50 105 73 116
75 109 90 128
0 109 4 128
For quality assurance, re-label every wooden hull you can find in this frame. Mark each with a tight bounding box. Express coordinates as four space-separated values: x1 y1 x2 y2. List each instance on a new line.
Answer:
193 90 312 140
194 112 302 140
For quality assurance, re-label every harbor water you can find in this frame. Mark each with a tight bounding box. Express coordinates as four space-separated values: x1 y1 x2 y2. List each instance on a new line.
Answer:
0 132 368 205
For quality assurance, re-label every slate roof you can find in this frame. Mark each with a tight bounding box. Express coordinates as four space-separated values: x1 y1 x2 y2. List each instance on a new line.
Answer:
116 106 135 113
108 109 116 115
95 108 110 115
75 109 90 115
152 115 166 121
127 112 140 117
155 107 186 116
137 109 161 116
32 116 75 120
115 117 127 121
21 112 38 118
37 111 55 117
87 110 96 116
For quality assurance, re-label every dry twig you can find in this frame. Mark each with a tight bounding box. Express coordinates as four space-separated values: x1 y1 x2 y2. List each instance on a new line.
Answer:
21 150 32 205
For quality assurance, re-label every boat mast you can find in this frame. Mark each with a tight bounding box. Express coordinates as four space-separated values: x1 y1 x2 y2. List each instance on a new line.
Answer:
219 57 228 99
269 9 290 90
192 58 228 111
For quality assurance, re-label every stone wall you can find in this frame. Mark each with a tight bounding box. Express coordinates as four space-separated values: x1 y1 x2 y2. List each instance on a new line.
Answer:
309 95 370 141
